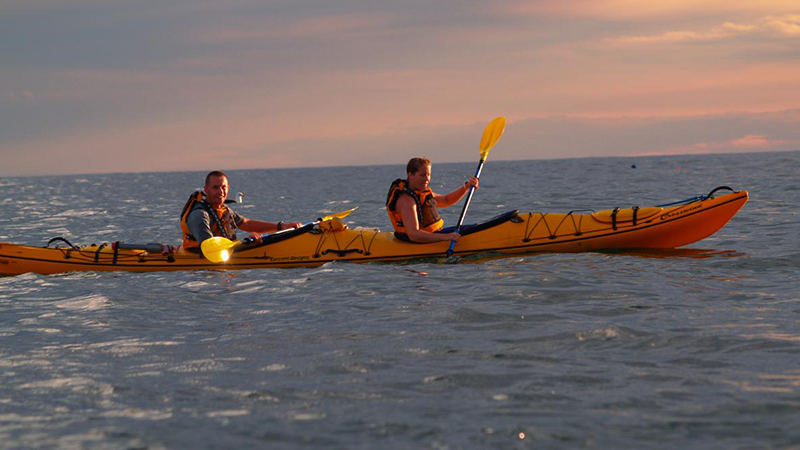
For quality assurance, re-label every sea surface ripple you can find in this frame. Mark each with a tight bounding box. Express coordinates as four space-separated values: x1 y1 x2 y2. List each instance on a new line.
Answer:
1 152 799 449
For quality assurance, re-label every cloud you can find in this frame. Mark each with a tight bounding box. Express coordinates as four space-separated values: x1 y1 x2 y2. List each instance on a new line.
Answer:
604 15 800 47
2 0 110 12
640 133 800 156
2 0 799 177
499 0 799 19
731 135 772 148
503 111 800 160
2 109 799 177
7 90 35 101
609 21 756 45
193 12 391 43
722 22 759 33
765 14 800 36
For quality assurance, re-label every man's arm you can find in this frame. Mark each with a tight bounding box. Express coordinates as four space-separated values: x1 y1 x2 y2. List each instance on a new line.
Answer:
237 217 302 234
232 209 303 244
186 209 214 245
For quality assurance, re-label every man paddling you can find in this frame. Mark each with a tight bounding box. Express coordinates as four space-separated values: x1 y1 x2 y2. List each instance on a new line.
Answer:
180 171 302 252
386 157 478 243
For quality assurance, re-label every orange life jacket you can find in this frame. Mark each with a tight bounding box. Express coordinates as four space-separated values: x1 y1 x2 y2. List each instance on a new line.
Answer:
179 191 238 250
386 179 444 235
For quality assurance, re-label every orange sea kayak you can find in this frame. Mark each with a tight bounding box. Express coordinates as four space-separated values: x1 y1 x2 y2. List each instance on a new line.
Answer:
0 187 749 276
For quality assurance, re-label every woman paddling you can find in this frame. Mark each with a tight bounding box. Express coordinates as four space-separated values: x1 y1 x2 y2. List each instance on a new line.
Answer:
386 157 478 243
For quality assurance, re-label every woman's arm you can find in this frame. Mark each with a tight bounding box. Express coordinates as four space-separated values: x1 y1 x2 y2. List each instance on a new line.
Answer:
433 176 479 208
397 196 460 243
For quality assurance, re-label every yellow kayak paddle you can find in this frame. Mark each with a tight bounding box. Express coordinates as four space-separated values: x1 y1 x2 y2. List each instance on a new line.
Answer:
201 207 359 263
446 116 506 257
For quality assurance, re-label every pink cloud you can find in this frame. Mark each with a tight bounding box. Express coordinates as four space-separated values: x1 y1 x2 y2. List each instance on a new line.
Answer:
641 134 800 156
498 0 799 19
606 16 800 47
731 135 771 148
608 22 756 45
765 14 800 36
7 90 35 101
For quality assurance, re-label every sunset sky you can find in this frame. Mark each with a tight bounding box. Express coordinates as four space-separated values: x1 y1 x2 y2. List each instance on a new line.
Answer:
2 0 799 176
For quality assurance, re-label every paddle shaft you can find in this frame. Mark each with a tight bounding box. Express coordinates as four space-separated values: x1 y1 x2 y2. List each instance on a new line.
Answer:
241 207 357 244
201 207 358 262
446 159 485 256
241 220 312 244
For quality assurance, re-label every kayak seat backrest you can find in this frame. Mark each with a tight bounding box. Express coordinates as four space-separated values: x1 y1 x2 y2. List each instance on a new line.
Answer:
592 206 662 224
459 210 520 237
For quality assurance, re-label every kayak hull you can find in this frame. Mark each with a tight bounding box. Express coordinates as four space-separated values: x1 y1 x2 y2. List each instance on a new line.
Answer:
0 190 749 276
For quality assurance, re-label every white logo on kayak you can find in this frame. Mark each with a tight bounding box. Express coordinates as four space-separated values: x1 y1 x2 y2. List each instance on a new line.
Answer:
660 204 702 221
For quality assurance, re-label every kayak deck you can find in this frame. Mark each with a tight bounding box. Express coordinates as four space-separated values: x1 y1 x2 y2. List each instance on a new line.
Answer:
0 189 749 276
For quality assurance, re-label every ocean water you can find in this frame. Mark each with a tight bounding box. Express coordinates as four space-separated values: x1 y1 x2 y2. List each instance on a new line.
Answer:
1 151 798 450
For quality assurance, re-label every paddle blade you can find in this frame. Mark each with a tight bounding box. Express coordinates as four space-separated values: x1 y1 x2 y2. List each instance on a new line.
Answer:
479 116 506 160
200 236 237 263
323 206 359 221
